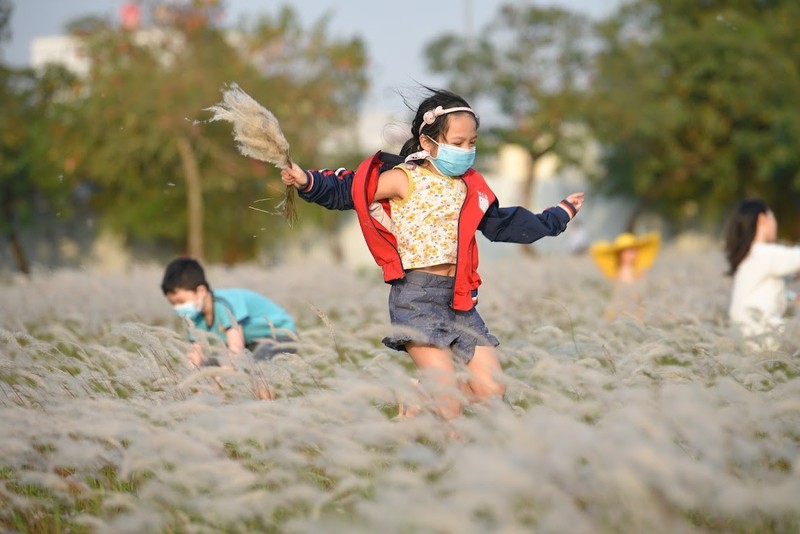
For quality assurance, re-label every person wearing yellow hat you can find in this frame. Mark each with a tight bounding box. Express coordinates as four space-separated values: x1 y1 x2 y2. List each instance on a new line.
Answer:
589 231 662 319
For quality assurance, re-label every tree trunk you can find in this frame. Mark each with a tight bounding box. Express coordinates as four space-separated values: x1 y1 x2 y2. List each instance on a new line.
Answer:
176 135 204 260
1 193 30 276
8 230 30 276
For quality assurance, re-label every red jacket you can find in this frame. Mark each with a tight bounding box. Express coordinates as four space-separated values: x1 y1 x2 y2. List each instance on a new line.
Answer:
299 152 575 311
350 153 495 310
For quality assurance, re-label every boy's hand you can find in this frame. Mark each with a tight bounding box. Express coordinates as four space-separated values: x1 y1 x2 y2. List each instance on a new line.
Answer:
187 349 204 368
566 192 585 212
187 342 205 368
225 327 245 355
281 162 309 189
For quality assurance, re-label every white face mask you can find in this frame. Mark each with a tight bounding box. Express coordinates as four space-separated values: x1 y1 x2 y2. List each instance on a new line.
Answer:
427 138 476 176
173 292 204 318
173 300 201 318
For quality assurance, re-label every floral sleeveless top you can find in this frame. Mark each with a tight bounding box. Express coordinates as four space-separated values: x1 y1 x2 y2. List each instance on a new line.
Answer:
389 163 466 269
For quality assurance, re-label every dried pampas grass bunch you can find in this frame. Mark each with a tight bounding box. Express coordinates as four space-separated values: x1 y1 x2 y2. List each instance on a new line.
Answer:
205 83 297 226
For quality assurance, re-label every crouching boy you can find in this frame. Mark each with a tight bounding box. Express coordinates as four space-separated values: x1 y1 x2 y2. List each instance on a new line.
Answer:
161 257 298 368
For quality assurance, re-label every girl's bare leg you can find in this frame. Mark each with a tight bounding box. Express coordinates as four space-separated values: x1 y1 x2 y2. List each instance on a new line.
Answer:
396 377 422 418
465 346 506 400
406 343 463 420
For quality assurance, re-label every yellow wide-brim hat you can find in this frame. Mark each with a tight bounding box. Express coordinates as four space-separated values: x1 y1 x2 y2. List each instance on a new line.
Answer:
589 231 662 279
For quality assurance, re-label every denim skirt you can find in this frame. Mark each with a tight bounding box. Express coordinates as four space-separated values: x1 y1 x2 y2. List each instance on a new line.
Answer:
382 270 499 364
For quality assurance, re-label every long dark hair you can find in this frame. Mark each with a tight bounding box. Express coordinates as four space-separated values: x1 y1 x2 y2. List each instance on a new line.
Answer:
724 198 768 275
399 87 479 160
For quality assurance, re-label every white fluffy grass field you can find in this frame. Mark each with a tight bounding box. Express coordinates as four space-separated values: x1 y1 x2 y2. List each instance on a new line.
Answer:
1 246 799 533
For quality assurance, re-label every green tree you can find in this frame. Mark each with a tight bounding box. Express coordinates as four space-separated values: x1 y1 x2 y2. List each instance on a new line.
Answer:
0 0 29 273
585 0 800 237
45 1 367 263
0 71 35 274
0 0 70 274
424 5 592 227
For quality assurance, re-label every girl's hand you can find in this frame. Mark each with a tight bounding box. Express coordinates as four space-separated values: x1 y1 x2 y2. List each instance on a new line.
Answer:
280 162 308 188
566 192 585 212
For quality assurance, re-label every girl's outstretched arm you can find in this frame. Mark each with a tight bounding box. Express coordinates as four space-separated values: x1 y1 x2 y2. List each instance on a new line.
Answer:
479 192 585 244
279 153 404 211
280 162 356 211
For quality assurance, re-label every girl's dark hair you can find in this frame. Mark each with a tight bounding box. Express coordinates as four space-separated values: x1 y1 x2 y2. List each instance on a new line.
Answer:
724 198 768 275
399 87 479 160
161 257 210 294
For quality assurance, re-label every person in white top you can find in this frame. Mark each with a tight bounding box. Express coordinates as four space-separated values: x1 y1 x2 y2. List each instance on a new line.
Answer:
725 199 800 339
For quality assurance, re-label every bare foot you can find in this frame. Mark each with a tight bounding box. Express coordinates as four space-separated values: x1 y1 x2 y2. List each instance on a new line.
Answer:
396 400 423 419
257 387 276 400
395 377 422 418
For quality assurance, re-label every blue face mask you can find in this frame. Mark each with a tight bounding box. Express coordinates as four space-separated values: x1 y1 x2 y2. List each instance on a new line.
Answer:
428 138 476 177
173 300 201 319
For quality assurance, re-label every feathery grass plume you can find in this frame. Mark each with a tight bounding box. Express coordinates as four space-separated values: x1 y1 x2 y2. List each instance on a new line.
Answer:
6 253 800 532
205 83 297 226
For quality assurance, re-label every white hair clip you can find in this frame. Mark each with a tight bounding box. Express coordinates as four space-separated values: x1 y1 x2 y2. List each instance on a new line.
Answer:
419 105 476 134
404 150 430 163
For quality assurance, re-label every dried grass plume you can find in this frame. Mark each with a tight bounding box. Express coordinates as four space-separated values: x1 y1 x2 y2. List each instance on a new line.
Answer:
205 83 297 225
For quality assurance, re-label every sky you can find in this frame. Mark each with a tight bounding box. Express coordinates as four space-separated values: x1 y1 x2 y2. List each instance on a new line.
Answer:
4 0 623 114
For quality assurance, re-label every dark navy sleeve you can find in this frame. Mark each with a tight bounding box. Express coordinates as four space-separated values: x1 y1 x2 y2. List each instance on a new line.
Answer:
297 153 403 211
297 168 356 211
478 200 576 243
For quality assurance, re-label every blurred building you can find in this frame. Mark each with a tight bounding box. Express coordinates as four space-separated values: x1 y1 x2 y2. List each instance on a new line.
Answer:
30 2 226 75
